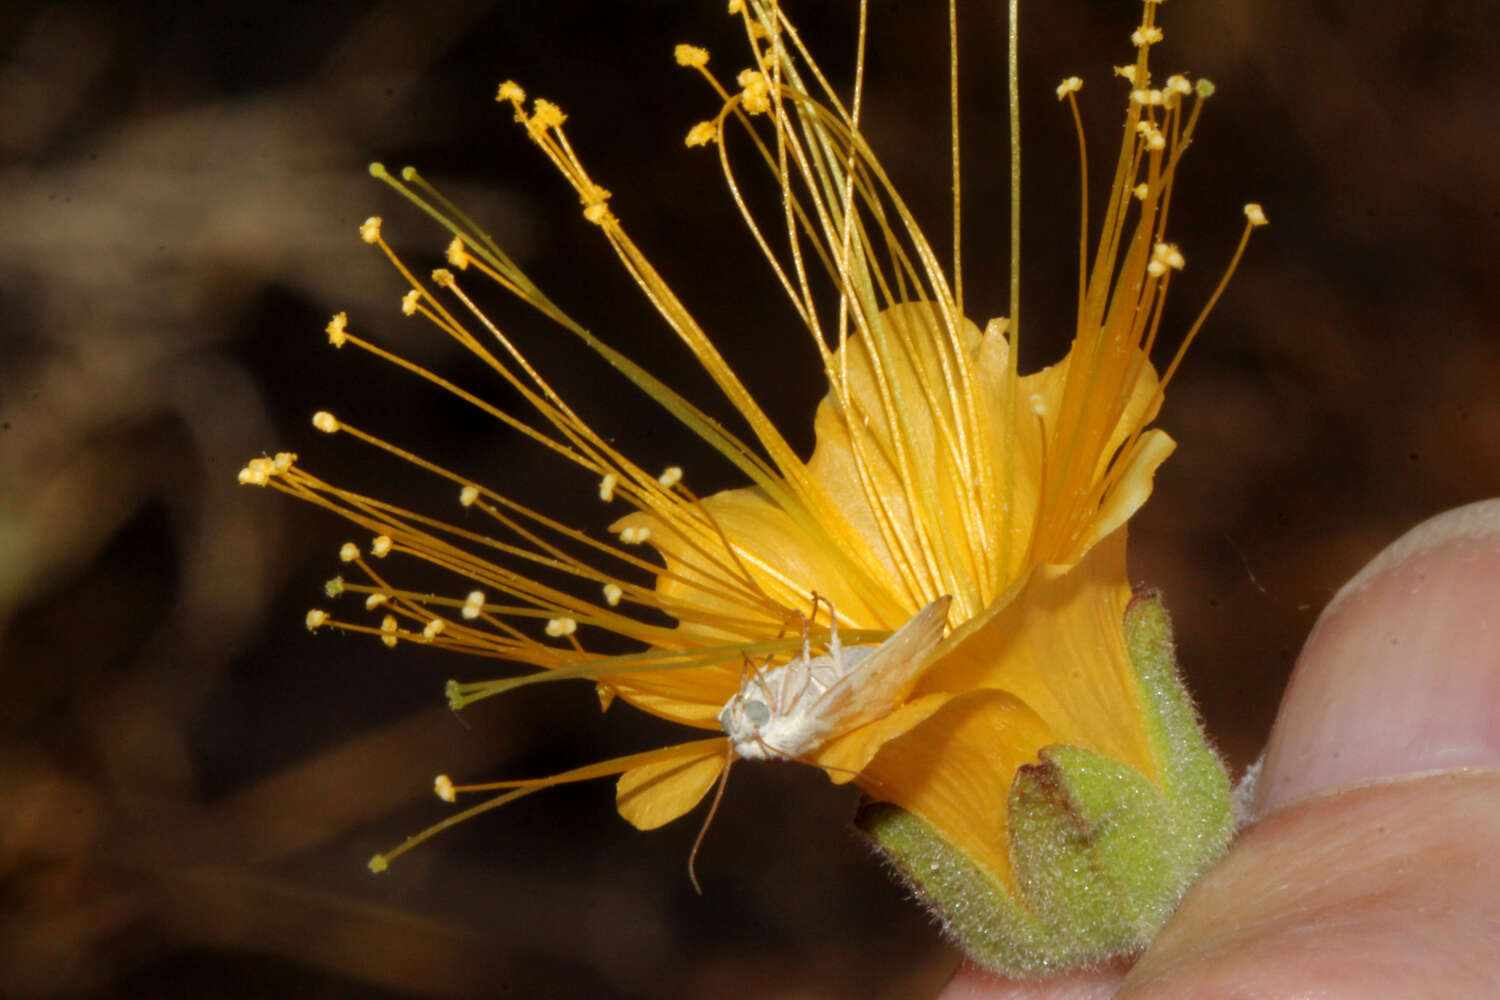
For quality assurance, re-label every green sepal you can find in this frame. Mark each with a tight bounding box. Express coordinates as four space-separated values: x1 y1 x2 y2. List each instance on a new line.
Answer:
856 590 1233 977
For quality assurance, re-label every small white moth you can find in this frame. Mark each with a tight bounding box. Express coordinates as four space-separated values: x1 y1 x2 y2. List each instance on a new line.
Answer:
718 595 953 762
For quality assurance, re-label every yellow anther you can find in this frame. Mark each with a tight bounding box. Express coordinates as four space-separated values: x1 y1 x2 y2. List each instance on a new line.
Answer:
401 289 420 315
596 684 616 712
1196 79 1216 98
313 411 339 434
598 472 617 502
583 202 611 226
368 854 389 874
532 99 566 129
1028 393 1047 417
685 121 718 147
1166 74 1192 95
244 457 278 484
326 312 349 347
324 576 344 597
365 593 388 611
380 614 398 648
727 0 744 14
736 69 771 114
360 217 382 244
1134 123 1166 150
675 44 709 68
1055 77 1083 99
423 618 446 640
1131 25 1164 46
603 582 623 607
1151 242 1185 271
431 268 455 288
305 609 327 630
545 616 578 638
1130 89 1151 106
1133 183 1150 200
273 451 296 473
434 775 456 802
658 466 683 489
495 80 525 105
371 535 393 558
459 484 480 507
446 237 468 269
462 590 485 620
1244 203 1269 227
620 525 652 545
1115 65 1139 85
339 542 359 563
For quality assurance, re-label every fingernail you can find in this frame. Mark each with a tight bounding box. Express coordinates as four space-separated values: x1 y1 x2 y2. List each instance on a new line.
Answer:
1254 498 1500 816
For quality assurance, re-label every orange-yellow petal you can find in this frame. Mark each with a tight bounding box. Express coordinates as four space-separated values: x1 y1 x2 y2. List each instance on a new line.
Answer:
616 738 728 829
858 689 1057 888
915 528 1154 782
811 691 956 784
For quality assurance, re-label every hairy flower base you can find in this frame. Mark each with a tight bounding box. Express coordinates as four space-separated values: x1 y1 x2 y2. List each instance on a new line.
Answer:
857 593 1232 976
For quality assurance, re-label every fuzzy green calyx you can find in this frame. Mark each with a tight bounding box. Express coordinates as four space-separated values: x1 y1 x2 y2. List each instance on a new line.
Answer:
856 592 1233 977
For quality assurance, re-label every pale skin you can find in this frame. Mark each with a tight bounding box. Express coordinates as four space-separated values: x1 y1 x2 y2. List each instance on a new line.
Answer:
943 498 1500 999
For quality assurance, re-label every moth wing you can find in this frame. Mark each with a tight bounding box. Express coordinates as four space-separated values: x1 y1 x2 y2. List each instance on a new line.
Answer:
804 595 952 746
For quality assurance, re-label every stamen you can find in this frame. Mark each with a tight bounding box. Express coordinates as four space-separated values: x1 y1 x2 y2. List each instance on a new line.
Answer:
459 484 480 507
339 541 360 562
446 237 468 269
603 582 623 607
657 466 683 489
685 121 719 147
598 472 617 502
370 535 393 558
380 614 398 648
1055 77 1082 99
325 576 344 596
462 590 486 620
326 312 349 347
1131 25 1164 46
674 44 709 69
434 774 456 802
305 609 327 630
313 411 340 434
1244 202 1268 227
423 618 446 641
359 217 382 244
545 617 578 638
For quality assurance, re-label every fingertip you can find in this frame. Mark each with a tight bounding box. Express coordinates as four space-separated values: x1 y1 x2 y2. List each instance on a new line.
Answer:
1255 498 1500 816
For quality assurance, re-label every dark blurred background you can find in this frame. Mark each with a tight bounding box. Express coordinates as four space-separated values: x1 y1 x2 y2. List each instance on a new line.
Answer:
2 1 1497 996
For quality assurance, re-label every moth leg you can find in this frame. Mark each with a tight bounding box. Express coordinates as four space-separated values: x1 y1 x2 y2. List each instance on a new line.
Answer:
809 591 840 662
744 649 778 712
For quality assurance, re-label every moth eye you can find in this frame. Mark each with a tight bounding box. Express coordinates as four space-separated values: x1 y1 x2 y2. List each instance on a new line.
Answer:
744 700 770 727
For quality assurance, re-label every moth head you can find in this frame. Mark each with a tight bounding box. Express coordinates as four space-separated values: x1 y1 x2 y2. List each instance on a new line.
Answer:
718 693 771 739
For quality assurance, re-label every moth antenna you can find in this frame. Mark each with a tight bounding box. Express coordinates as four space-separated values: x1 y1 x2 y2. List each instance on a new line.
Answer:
687 743 736 894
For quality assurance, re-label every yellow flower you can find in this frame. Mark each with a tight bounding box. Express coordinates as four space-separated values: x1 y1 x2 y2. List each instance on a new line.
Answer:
242 0 1263 970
